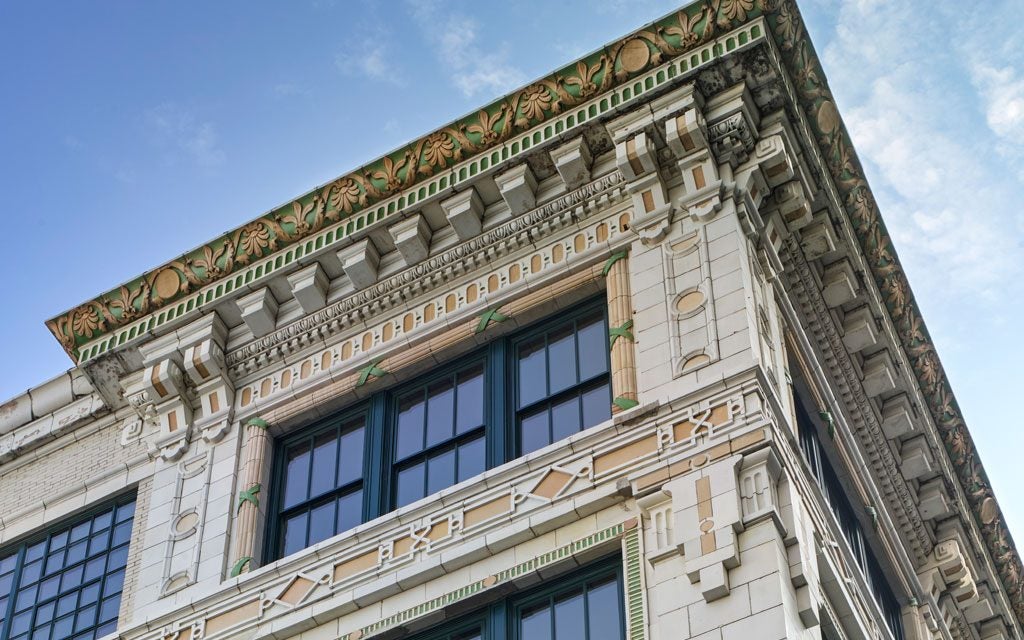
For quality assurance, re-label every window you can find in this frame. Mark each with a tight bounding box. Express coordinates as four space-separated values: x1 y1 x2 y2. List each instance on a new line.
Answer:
268 298 612 561
407 560 624 640
794 396 904 640
277 415 366 558
515 310 611 455
0 496 136 640
393 362 487 508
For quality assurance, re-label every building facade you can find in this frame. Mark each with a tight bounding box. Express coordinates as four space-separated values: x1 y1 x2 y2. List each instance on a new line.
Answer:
2 2 1022 640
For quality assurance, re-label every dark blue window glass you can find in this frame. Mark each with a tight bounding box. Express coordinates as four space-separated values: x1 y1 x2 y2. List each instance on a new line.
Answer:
276 415 366 559
0 496 135 640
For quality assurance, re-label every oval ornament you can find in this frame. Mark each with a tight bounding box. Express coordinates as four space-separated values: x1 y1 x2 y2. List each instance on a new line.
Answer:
620 39 651 73
816 100 839 134
154 268 180 300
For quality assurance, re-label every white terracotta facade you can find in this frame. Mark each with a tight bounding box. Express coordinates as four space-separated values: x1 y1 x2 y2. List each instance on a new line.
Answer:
1 6 1020 640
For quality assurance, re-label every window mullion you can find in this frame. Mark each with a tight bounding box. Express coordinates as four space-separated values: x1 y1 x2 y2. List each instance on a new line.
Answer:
1 544 26 640
487 340 508 468
365 392 390 522
489 598 507 640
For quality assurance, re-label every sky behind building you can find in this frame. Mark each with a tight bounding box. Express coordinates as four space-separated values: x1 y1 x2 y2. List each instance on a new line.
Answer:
1 0 1021 537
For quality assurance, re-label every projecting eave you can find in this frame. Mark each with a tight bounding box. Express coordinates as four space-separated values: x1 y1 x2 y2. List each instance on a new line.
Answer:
36 0 1022 628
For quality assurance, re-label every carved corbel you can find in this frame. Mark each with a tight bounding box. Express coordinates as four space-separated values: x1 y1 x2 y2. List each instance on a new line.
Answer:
143 358 192 461
183 337 233 444
610 109 674 244
918 537 981 623
665 106 722 223
549 136 592 190
493 163 537 215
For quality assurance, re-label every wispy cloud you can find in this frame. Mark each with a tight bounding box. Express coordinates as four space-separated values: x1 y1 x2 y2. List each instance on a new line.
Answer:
406 0 526 99
817 1 1024 299
142 103 225 169
335 27 405 86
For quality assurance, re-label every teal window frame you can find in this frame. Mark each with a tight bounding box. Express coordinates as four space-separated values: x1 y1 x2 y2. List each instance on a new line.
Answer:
0 493 137 640
402 557 624 640
266 297 611 562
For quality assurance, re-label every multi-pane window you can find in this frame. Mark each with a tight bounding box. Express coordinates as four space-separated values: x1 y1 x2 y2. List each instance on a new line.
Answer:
278 417 366 558
393 363 486 508
269 298 613 561
515 311 611 456
794 394 904 640
515 572 623 640
0 496 136 640
406 561 624 640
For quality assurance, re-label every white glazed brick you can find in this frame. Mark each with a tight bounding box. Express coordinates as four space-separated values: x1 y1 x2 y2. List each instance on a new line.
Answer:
688 582 751 636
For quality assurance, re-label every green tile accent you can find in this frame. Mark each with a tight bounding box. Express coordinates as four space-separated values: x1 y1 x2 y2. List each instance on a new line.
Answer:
613 397 640 411
356 359 388 387
475 307 509 334
236 484 261 514
229 556 252 578
623 526 647 640
609 320 634 347
246 417 269 430
602 250 628 277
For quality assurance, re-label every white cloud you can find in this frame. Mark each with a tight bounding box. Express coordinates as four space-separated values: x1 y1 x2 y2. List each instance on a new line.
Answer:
143 103 225 168
406 1 526 99
969 62 1024 148
335 30 405 86
817 0 1024 298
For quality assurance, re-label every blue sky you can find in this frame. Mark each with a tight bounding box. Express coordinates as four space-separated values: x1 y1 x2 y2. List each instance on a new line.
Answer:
0 1 1021 539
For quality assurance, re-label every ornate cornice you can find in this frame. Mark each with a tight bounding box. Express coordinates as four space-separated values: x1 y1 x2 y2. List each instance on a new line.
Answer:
225 171 629 377
781 236 932 564
765 0 1023 624
46 3 770 362
38 0 1021 625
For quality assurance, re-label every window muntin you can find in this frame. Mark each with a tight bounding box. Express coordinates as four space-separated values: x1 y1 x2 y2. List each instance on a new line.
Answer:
269 298 613 561
514 573 623 640
794 397 904 640
515 310 611 456
406 560 623 640
0 497 136 640
278 416 366 558
393 362 488 508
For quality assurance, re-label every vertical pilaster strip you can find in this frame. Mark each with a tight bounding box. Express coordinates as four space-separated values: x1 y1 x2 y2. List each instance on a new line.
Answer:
231 417 269 576
607 253 638 412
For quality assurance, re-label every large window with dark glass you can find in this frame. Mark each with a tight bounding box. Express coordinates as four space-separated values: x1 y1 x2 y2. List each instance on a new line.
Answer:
0 495 136 640
515 310 611 455
794 388 904 640
404 560 624 640
277 416 366 558
267 298 612 561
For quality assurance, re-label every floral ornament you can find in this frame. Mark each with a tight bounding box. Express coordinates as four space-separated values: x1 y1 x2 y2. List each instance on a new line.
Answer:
328 177 364 214
423 132 456 169
238 222 272 262
722 0 754 22
71 304 102 338
520 84 553 123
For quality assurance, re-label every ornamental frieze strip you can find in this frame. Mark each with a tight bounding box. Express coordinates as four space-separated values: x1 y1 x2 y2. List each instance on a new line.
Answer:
764 0 1024 624
121 375 772 640
49 16 771 363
